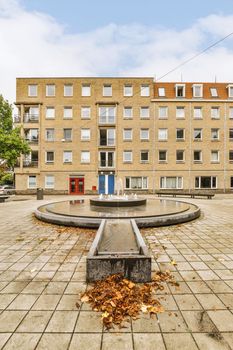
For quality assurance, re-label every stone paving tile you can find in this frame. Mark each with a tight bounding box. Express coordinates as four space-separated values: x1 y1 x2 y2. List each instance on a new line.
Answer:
0 294 17 309
32 294 61 310
133 333 165 350
16 310 52 332
157 311 188 332
0 310 27 332
174 294 203 310
69 333 102 350
0 334 12 349
2 333 41 350
36 333 71 350
45 310 78 333
7 294 39 310
182 310 218 332
207 310 233 331
102 333 133 350
163 333 198 350
132 313 160 332
75 311 103 333
193 333 232 350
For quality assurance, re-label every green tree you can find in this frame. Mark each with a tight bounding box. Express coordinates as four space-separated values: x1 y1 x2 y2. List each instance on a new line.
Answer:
0 95 30 168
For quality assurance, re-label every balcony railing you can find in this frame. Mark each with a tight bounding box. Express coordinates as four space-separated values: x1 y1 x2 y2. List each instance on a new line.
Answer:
24 114 39 123
99 138 115 146
23 160 39 167
14 115 21 123
25 138 39 144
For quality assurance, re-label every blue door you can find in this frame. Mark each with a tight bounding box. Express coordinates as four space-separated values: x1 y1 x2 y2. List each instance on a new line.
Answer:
108 175 114 194
98 175 105 194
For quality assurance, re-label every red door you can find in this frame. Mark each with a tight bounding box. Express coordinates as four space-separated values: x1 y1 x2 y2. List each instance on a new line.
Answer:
69 178 84 194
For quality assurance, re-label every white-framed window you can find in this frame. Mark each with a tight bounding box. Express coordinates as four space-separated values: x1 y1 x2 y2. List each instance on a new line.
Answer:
176 128 185 140
28 175 37 189
99 151 114 167
63 151 72 163
63 107 73 119
25 129 38 142
123 129 132 141
176 150 184 162
229 150 233 162
28 85 38 97
140 150 149 163
227 85 233 98
82 84 91 97
140 84 150 97
159 150 167 162
81 106 91 119
195 176 217 189
175 84 185 97
210 88 218 97
229 107 233 119
99 106 116 124
176 107 185 119
230 129 233 140
211 128 219 140
194 150 202 162
193 84 203 98
159 106 168 119
124 85 133 97
46 84 55 97
160 177 183 189
46 107 55 119
140 129 149 140
99 129 115 146
158 87 165 97
194 107 202 119
45 128 54 142
158 128 168 141
64 84 73 97
81 128 90 141
45 151 54 163
81 151 90 163
194 128 202 140
63 128 72 141
123 107 133 119
140 107 150 119
211 150 219 163
103 84 112 97
211 107 220 119
45 175 55 189
125 177 148 189
123 150 132 163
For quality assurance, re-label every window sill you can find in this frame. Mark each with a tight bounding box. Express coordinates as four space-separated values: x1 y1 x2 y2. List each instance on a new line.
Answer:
140 139 149 142
123 139 132 142
193 139 202 141
45 117 55 120
193 161 202 163
176 161 185 163
46 162 54 164
211 139 220 141
81 162 90 164
158 161 167 163
176 139 185 142
123 161 133 164
63 162 72 164
123 117 133 120
140 161 149 164
158 139 168 142
158 117 168 120
140 117 150 120
81 139 90 142
63 140 72 142
211 161 220 164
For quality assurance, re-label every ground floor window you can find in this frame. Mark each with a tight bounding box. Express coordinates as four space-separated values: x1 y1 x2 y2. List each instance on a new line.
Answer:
45 175 55 189
195 176 217 189
28 175 36 189
125 177 148 189
230 177 233 188
160 177 183 189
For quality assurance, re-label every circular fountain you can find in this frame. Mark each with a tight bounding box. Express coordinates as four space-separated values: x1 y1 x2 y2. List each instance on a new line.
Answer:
90 194 147 207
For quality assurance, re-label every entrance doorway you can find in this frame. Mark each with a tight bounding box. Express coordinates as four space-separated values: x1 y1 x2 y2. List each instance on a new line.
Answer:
69 177 85 195
98 174 114 194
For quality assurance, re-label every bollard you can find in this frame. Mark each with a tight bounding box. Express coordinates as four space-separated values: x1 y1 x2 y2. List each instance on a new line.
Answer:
36 188 44 200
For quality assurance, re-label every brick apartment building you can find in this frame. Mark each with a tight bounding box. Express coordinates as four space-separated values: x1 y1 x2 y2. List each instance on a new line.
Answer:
14 77 233 194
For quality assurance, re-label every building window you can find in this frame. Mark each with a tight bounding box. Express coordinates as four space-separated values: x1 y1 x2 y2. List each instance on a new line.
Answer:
46 84 55 97
211 150 219 163
99 151 114 167
81 107 91 119
176 107 185 119
46 151 54 163
99 106 116 124
158 128 168 141
125 177 148 189
123 107 133 119
211 128 219 140
123 150 132 163
194 128 202 140
82 84 91 97
140 107 150 119
227 85 233 98
229 150 233 162
124 85 133 97
140 151 149 163
195 176 217 189
64 84 73 97
176 150 184 162
160 177 183 189
140 85 150 97
45 175 55 189
175 84 185 97
140 129 149 140
211 107 220 119
28 175 37 189
81 151 90 163
229 129 233 140
45 128 54 142
159 106 168 119
230 107 233 119
123 129 132 141
194 107 202 119
176 128 185 140
103 84 112 97
231 177 233 188
28 85 38 97
46 107 55 119
63 151 72 163
158 87 165 97
63 107 73 119
193 84 203 98
81 129 90 141
25 129 38 143
194 150 202 162
99 129 115 146
210 88 218 97
63 128 72 142
159 150 167 162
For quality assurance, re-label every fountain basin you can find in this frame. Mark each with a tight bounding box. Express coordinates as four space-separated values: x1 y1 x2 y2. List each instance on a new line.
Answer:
90 197 147 207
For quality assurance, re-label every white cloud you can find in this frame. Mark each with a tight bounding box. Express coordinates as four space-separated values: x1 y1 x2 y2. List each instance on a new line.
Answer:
0 0 233 103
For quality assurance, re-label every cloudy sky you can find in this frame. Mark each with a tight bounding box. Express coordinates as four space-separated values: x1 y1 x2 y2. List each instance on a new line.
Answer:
1 0 233 103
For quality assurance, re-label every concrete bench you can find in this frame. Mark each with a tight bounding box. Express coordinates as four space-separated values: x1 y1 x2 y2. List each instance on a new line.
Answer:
0 196 9 203
156 192 215 199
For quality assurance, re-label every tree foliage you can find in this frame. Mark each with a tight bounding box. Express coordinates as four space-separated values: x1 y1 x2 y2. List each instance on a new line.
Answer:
0 95 30 167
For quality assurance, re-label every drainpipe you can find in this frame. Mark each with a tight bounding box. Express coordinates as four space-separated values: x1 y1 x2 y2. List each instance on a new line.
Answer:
152 102 156 194
223 102 227 193
188 102 192 193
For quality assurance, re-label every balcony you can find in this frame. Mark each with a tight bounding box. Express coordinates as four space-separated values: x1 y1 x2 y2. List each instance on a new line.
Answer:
24 114 39 123
23 160 39 167
14 115 21 123
25 137 39 144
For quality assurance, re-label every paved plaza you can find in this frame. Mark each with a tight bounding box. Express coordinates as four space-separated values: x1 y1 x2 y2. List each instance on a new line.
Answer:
0 195 233 349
